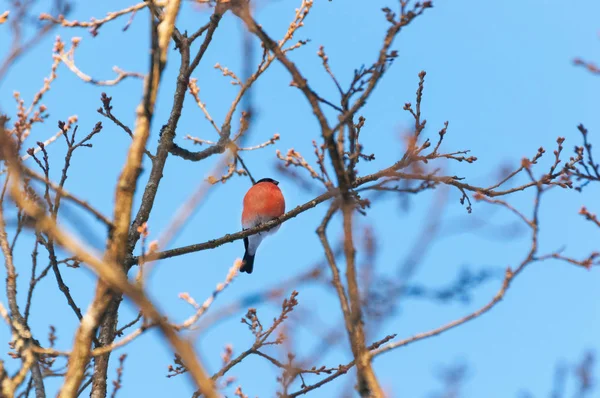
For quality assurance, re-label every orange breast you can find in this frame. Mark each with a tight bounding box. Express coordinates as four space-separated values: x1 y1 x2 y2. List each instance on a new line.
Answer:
242 182 285 223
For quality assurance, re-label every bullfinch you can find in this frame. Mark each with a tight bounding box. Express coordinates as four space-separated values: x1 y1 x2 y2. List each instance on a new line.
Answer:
241 178 285 274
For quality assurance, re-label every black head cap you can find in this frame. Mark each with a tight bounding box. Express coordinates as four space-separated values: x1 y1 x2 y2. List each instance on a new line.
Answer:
256 177 279 186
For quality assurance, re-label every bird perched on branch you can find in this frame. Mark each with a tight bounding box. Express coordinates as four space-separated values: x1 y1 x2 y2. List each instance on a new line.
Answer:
241 178 285 274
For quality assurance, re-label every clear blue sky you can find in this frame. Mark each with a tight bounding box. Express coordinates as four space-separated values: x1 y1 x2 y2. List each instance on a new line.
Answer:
1 0 600 397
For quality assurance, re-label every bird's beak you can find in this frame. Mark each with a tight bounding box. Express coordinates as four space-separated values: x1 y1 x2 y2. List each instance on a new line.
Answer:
273 180 279 185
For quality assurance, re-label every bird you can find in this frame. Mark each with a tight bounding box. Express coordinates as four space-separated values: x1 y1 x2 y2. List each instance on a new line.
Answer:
240 177 285 274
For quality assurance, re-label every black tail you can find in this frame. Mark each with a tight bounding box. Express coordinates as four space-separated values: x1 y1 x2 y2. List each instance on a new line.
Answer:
241 250 255 274
240 236 254 274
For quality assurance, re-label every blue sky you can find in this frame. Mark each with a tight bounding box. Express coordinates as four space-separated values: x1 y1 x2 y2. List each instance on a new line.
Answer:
1 0 600 397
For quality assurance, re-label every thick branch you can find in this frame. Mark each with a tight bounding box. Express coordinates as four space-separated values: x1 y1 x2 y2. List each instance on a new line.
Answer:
0 117 219 398
92 8 226 397
64 3 181 396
